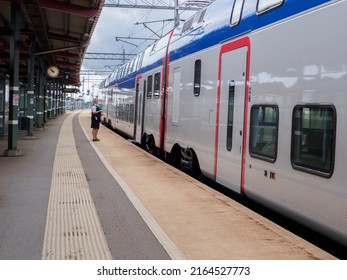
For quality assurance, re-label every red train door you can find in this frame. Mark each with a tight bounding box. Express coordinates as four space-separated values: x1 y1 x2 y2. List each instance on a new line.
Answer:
135 77 145 143
133 80 139 139
215 38 250 194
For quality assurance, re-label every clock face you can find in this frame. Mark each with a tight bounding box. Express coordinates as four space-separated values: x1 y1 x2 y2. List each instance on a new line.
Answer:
47 66 59 78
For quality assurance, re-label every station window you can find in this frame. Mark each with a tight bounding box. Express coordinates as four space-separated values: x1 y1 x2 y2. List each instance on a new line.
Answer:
250 105 279 162
153 72 161 98
257 0 284 14
291 105 336 177
147 75 153 98
194 59 201 96
231 0 244 27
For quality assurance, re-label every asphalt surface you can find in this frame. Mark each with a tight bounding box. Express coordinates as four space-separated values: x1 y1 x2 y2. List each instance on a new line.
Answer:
0 115 67 259
72 113 169 259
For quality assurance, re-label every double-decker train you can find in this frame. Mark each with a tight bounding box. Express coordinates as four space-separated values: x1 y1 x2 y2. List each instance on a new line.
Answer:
98 0 347 247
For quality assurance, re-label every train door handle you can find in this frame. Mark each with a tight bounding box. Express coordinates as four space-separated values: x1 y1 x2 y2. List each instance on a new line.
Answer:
239 130 242 136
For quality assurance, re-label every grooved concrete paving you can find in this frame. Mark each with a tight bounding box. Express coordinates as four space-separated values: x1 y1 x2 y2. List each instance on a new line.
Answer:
42 113 112 260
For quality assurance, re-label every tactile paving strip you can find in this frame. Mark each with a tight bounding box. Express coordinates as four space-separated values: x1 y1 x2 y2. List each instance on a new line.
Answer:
42 113 112 260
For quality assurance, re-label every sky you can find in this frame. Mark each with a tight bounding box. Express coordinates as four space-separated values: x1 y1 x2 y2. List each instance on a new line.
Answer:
80 2 198 97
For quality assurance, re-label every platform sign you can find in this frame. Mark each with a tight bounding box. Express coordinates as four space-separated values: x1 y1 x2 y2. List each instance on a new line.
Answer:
13 94 19 106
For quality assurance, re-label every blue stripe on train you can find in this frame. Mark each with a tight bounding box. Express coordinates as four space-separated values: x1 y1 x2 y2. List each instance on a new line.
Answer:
106 0 332 89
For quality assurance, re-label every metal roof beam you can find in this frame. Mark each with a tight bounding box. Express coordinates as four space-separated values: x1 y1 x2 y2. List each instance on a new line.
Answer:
54 51 80 59
48 32 81 44
56 60 80 68
1 0 99 18
0 27 12 36
40 0 99 18
22 1 54 65
84 52 136 60
104 3 199 11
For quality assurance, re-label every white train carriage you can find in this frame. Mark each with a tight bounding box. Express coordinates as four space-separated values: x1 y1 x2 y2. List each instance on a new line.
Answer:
99 0 347 246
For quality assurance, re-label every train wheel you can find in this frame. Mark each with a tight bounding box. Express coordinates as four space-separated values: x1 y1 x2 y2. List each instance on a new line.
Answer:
170 146 201 179
107 119 112 129
145 134 157 154
170 145 182 170
181 148 201 179
189 150 202 179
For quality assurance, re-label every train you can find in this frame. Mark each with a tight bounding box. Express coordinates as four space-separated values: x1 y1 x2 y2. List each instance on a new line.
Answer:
98 0 347 247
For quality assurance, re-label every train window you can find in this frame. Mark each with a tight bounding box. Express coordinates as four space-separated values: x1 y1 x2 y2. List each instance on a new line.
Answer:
143 80 146 99
116 104 120 118
257 0 284 14
250 105 279 162
108 89 112 102
291 105 336 177
172 68 181 125
125 104 130 122
231 0 244 27
194 60 201 96
197 9 207 24
129 104 134 123
137 83 142 126
120 104 125 120
182 17 194 34
226 81 235 151
138 52 144 70
147 75 153 98
150 42 157 54
133 56 139 72
116 67 121 80
153 72 161 98
129 59 135 74
125 62 131 76
121 66 126 78
123 64 128 77
117 67 122 79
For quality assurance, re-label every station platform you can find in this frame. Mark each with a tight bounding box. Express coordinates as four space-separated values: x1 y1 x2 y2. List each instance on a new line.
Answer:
0 110 336 260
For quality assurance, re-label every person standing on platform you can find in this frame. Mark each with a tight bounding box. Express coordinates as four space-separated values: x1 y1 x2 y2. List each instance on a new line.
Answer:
91 97 102 141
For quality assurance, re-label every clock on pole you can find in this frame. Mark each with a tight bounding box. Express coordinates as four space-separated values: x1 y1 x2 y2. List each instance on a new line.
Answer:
47 65 59 78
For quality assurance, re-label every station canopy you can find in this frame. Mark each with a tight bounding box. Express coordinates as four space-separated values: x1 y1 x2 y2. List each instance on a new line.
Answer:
0 0 104 86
